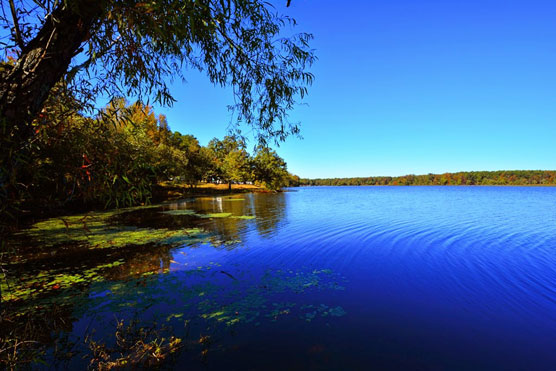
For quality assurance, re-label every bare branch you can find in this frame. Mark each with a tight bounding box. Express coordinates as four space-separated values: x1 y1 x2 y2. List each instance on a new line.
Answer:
8 0 24 50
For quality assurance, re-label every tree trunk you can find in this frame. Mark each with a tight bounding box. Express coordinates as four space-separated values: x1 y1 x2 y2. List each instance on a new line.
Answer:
228 182 232 192
0 1 103 144
0 1 103 220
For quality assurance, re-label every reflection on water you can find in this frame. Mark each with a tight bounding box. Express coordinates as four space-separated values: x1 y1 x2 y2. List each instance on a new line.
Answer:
162 193 289 241
2 187 556 369
0 192 303 368
251 192 288 238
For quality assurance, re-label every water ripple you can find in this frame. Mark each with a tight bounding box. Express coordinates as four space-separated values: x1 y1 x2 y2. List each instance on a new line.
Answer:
241 187 556 328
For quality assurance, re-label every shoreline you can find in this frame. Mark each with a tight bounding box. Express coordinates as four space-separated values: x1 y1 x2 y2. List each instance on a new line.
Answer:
154 182 273 201
9 183 274 231
296 184 556 187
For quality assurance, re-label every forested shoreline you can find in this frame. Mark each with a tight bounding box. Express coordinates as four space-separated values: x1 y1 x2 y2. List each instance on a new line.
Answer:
300 170 556 186
4 94 296 217
0 0 314 231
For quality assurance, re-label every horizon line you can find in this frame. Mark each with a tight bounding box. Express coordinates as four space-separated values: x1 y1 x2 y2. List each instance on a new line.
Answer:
299 169 556 179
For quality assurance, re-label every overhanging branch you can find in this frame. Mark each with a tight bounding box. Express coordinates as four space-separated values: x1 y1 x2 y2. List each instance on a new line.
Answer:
8 0 24 50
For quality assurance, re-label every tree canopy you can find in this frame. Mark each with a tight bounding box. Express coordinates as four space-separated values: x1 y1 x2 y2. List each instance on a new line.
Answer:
14 94 295 210
0 0 314 143
0 0 314 223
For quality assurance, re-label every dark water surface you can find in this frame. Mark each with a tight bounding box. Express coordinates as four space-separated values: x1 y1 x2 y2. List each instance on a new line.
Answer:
3 186 556 369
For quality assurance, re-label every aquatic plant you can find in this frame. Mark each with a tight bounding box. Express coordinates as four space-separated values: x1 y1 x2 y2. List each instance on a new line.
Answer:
160 209 255 220
1 261 126 303
189 268 348 327
230 215 255 220
194 212 233 219
0 336 45 370
85 319 183 370
19 211 207 250
2 196 347 369
160 209 196 216
261 268 345 294
299 304 347 322
2 262 349 369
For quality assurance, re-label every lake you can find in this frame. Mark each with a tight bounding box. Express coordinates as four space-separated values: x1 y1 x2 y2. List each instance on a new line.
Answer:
2 186 556 369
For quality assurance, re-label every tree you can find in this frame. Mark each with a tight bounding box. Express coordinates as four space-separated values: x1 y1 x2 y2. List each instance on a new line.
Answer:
222 148 251 189
24 97 169 208
207 136 249 190
169 133 210 187
0 0 314 221
0 0 314 145
252 146 289 191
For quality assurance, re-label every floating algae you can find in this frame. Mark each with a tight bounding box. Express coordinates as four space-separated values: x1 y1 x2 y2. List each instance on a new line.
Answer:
162 211 255 220
5 200 260 312
1 260 125 304
20 210 207 249
194 212 233 219
189 268 348 328
159 206 256 221
2 262 350 367
161 209 197 216
81 266 349 329
261 268 344 294
3 206 212 308
4 197 346 362
230 215 255 220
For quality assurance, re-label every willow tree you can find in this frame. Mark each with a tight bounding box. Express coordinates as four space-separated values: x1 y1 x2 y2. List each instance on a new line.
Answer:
0 0 314 217
1 0 313 139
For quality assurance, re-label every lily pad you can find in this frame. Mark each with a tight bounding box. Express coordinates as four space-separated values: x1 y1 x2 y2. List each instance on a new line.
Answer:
161 209 196 216
20 211 207 249
195 212 232 219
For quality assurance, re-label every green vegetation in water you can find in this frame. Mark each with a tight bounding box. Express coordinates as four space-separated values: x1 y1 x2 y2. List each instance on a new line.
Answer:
199 292 268 326
1 261 125 303
85 319 183 370
20 210 206 250
194 212 232 219
261 268 345 293
1 264 349 368
2 205 212 309
161 209 196 216
160 209 255 220
3 198 341 368
299 304 347 322
5 202 259 311
77 266 347 330
191 268 347 327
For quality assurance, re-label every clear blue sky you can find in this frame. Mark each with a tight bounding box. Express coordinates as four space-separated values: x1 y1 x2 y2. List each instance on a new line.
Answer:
154 0 556 178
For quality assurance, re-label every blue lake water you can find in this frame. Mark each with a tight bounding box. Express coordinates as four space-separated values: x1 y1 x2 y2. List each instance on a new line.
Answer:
271 186 556 369
5 186 556 369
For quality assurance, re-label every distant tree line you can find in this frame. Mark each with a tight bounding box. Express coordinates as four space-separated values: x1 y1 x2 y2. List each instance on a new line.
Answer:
300 171 556 186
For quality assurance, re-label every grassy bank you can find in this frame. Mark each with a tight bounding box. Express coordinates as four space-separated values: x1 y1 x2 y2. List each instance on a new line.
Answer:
154 182 270 201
